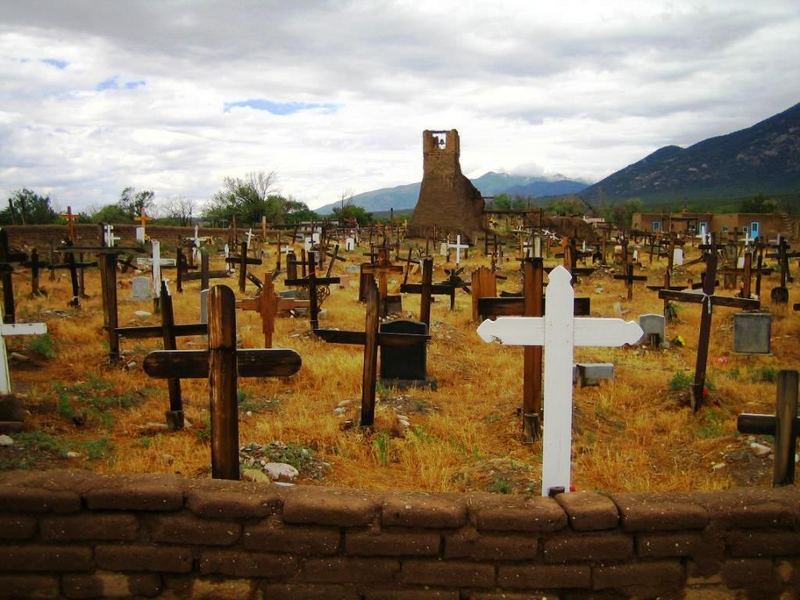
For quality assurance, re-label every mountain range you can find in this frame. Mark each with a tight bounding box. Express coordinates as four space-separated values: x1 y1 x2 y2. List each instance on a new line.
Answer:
580 102 800 204
315 172 588 214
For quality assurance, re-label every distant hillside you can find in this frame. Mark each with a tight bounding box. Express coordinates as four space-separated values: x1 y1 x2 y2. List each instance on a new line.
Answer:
581 102 800 203
315 172 589 214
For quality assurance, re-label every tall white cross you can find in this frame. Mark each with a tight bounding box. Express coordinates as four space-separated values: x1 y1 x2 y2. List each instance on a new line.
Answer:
151 240 162 299
192 225 201 261
103 224 120 248
245 228 255 246
224 243 233 273
447 235 469 264
0 306 47 394
477 266 642 496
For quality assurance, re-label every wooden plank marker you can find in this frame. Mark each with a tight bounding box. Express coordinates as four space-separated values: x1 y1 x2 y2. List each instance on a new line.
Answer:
285 252 340 330
0 304 47 394
737 370 799 486
659 248 760 410
144 285 302 479
478 265 643 496
226 241 263 293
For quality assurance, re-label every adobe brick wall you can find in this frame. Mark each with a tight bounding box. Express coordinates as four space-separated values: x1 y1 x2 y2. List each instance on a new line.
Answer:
0 470 799 599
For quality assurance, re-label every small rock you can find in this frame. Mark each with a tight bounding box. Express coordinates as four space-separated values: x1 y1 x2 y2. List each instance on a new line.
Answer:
241 468 270 483
134 310 152 319
333 407 347 415
711 462 726 471
9 352 28 362
749 442 772 457
66 451 81 459
337 400 352 407
161 454 175 465
245 410 253 417
273 481 295 487
264 462 299 482
340 419 355 431
126 361 137 370
0 434 14 446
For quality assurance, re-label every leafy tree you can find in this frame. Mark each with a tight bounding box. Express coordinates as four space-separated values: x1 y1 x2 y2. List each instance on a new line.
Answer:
332 203 372 226
284 198 319 225
548 196 586 216
160 197 195 226
600 198 643 228
118 187 155 221
1 188 58 225
490 193 532 211
90 204 129 224
740 194 777 213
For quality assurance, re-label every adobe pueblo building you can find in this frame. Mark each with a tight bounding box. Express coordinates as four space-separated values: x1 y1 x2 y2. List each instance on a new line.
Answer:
407 129 486 241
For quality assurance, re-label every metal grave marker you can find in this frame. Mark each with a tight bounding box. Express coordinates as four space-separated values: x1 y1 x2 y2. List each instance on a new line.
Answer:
477 265 642 496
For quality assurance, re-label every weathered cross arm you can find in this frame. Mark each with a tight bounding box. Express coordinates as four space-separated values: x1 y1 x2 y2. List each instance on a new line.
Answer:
658 289 760 309
477 317 643 347
115 324 208 338
144 349 301 378
314 329 430 347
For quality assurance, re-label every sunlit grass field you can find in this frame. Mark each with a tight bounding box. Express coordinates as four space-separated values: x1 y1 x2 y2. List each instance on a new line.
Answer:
3 238 798 495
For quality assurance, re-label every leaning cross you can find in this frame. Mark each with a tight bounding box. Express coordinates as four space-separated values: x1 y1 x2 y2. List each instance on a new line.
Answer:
143 285 302 480
447 235 469 265
478 265 643 496
0 305 47 394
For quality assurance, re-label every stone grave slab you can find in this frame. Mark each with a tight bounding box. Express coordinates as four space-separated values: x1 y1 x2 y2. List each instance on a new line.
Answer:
130 276 151 301
673 248 684 266
576 363 614 387
733 312 772 354
638 313 666 347
379 319 435 389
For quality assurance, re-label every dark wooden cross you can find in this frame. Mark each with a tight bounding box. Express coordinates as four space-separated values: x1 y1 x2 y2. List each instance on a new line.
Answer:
646 233 687 318
49 243 99 308
116 280 207 428
737 370 799 486
361 247 404 317
400 257 449 325
767 238 800 304
284 252 340 330
0 230 28 323
614 242 648 300
315 278 430 427
659 247 760 411
22 248 49 297
143 285 302 479
182 248 230 290
236 275 309 347
226 241 263 293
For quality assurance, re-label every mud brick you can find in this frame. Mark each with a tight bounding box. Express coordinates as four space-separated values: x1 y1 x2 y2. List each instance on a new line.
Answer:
444 528 537 560
611 492 708 531
469 594 559 600
40 513 138 542
497 565 591 589
720 559 777 588
0 515 36 539
283 486 379 527
0 486 80 513
61 573 162 599
382 492 467 529
555 492 619 531
186 488 280 519
0 575 59 598
199 550 296 578
0 546 92 571
95 544 192 573
469 493 567 532
543 533 632 563
85 474 183 511
149 512 240 546
401 559 495 588
191 578 254 600
243 518 340 555
299 557 400 583
593 561 683 591
695 489 796 528
260 583 360 600
365 591 459 600
346 529 439 556
727 530 800 557
637 532 721 559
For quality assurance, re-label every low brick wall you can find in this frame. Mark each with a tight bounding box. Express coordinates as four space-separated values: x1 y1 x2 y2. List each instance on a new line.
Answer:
0 471 798 599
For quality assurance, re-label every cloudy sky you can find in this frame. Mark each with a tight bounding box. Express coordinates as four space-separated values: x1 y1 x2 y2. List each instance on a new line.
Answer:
1 1 798 213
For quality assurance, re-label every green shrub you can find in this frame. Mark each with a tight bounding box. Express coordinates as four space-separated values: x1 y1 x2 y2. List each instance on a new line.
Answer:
669 371 693 391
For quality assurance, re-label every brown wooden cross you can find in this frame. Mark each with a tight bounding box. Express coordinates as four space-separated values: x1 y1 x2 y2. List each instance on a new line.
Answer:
400 257 456 319
236 276 309 347
646 233 687 317
50 243 99 307
0 230 28 323
659 246 760 411
116 280 207 428
182 248 230 290
143 285 302 479
226 241 263 293
60 206 78 243
361 247 404 317
284 252 340 330
315 278 429 427
767 238 800 304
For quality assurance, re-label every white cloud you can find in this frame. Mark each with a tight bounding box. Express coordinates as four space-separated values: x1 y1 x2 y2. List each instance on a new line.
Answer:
0 0 797 210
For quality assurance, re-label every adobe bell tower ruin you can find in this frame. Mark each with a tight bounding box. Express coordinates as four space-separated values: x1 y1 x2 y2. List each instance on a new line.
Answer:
407 129 485 241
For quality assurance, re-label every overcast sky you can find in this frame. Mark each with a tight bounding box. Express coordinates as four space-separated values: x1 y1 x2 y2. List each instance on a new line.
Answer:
1 1 798 212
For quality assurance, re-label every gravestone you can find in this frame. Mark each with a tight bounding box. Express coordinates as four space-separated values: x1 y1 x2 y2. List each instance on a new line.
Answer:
439 242 448 257
345 237 355 251
733 312 772 354
200 289 209 324
136 227 146 243
379 319 434 389
638 313 666 347
576 363 614 387
130 277 151 301
673 248 684 266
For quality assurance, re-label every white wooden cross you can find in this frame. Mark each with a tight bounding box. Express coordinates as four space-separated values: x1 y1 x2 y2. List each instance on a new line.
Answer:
103 224 120 248
477 265 643 496
0 306 47 394
224 243 233 273
245 228 255 246
447 235 469 265
192 225 201 261
152 240 162 300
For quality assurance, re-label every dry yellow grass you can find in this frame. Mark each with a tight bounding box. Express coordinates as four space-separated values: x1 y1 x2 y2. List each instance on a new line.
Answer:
4 240 799 495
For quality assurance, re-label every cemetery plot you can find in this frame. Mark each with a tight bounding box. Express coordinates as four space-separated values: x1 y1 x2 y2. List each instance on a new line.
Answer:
0 233 798 496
